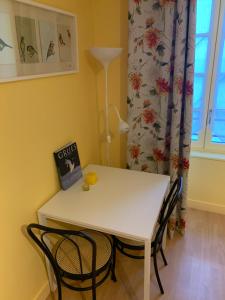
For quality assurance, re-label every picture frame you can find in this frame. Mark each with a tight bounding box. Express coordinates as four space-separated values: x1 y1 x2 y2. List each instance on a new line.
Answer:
0 0 79 83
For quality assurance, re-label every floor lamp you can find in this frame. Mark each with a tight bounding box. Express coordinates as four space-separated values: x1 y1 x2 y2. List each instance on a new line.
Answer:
90 47 129 166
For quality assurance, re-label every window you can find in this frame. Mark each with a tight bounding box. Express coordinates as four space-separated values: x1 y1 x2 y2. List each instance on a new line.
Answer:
192 0 225 153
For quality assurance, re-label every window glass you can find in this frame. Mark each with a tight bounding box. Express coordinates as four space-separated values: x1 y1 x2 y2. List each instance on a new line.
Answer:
192 76 204 140
211 13 225 144
192 110 201 141
195 37 209 73
222 40 225 73
193 75 204 108
196 0 213 34
215 79 225 109
211 116 225 143
192 0 225 150
192 0 213 142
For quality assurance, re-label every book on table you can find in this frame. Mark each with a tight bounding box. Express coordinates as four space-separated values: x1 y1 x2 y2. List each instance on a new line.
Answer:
54 142 82 190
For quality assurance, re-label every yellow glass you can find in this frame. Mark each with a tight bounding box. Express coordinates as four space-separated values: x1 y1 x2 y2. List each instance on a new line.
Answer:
85 172 97 185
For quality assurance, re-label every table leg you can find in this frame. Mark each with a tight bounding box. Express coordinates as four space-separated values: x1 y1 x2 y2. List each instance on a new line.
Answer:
38 212 56 292
144 239 151 300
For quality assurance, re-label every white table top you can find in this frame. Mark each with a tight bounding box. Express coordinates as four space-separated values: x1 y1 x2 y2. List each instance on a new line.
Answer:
38 165 170 241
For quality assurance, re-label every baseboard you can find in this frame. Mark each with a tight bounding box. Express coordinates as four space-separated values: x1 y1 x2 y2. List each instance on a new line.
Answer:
188 198 225 215
34 282 50 300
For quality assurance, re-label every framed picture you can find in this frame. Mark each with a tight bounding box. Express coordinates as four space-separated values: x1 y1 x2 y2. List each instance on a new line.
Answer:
0 0 78 82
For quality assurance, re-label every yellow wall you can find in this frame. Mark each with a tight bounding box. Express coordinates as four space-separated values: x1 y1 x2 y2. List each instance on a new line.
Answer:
0 1 128 299
92 0 128 167
0 1 99 299
188 157 225 211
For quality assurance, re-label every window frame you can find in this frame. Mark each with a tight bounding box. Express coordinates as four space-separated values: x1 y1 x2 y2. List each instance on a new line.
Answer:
192 0 225 154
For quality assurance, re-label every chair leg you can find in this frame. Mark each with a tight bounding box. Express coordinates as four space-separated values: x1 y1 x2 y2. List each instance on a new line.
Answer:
57 285 62 300
54 271 62 300
92 287 96 300
153 252 164 294
111 237 117 282
92 276 97 300
160 248 168 266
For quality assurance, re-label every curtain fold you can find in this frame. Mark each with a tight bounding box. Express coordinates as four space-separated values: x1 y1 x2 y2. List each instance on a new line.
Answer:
127 0 196 238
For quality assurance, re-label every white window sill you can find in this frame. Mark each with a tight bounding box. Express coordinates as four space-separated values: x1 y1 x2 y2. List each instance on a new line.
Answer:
191 151 225 162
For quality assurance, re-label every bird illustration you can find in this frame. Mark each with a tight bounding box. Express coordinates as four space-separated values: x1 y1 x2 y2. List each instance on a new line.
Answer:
20 36 25 62
65 159 75 172
0 38 13 51
58 33 65 46
46 41 55 60
27 45 38 57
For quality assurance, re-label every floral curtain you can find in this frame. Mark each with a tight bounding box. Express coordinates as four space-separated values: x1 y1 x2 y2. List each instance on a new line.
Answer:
127 0 196 238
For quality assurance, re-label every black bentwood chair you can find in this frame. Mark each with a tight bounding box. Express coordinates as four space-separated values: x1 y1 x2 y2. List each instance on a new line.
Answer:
112 176 183 294
27 224 116 300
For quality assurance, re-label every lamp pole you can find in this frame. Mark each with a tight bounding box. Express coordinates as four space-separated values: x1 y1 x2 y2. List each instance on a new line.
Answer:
89 47 128 166
104 64 111 165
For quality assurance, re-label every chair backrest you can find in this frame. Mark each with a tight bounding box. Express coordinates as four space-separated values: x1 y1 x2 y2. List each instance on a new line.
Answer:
154 176 183 251
27 224 97 277
158 177 181 225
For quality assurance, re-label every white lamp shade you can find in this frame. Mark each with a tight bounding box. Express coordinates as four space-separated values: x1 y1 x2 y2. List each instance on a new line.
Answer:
90 47 123 68
119 120 129 133
113 105 129 133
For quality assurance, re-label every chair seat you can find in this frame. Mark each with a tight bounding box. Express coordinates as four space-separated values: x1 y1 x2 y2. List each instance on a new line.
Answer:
55 230 112 275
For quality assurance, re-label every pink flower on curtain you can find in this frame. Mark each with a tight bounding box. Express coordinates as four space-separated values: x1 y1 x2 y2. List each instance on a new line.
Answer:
145 28 160 48
129 72 142 91
156 77 170 94
143 109 156 124
182 158 190 170
159 0 176 6
153 148 166 161
176 77 193 96
176 76 183 95
134 0 141 5
186 80 193 96
171 155 190 170
171 155 180 169
130 144 141 159
143 99 151 108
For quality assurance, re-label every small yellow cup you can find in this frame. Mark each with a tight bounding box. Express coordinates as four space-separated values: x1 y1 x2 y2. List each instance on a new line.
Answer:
85 172 97 185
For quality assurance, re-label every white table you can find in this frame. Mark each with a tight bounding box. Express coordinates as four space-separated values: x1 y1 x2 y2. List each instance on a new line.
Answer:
38 164 170 300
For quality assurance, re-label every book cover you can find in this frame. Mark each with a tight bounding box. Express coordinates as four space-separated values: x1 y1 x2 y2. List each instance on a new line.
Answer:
54 142 82 190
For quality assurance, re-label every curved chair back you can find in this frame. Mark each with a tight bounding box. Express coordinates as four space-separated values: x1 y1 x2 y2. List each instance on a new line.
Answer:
154 176 183 252
158 177 181 225
27 224 98 299
27 223 97 276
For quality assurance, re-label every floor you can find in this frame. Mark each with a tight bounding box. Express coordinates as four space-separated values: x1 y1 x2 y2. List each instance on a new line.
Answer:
47 209 225 300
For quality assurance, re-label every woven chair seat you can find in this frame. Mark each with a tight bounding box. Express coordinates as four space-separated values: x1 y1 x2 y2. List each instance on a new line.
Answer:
55 230 112 275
